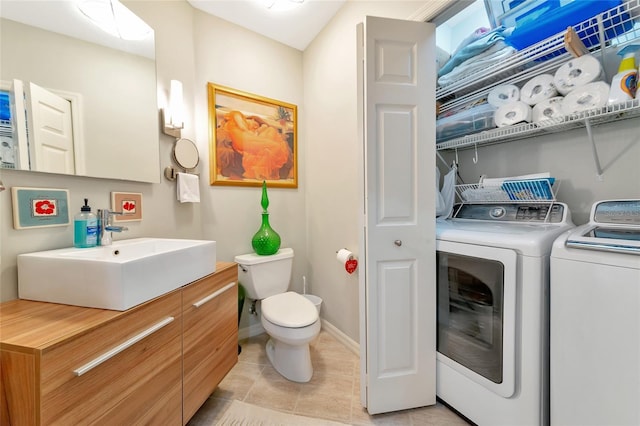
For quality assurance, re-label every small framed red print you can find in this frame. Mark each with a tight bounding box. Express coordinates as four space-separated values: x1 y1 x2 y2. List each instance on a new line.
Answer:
11 187 70 229
111 192 142 222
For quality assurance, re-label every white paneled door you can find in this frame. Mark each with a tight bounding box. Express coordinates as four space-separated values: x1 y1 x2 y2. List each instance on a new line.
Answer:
25 82 75 174
358 16 437 415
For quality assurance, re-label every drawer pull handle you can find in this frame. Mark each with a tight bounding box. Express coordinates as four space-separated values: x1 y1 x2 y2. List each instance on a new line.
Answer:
192 281 236 308
73 316 175 376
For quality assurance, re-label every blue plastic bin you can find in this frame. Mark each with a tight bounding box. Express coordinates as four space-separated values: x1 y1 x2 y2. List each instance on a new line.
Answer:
0 92 10 121
506 0 632 51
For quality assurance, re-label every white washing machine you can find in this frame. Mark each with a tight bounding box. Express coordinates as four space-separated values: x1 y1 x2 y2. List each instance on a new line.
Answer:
436 202 574 426
550 199 640 426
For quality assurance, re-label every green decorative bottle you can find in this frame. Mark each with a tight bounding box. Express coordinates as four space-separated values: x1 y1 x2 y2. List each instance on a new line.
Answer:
251 181 281 255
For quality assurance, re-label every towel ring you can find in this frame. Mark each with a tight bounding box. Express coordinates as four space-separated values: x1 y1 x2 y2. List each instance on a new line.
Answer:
473 143 479 164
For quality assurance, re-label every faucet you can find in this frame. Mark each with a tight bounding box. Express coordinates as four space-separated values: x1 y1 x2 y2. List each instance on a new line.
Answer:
97 209 128 246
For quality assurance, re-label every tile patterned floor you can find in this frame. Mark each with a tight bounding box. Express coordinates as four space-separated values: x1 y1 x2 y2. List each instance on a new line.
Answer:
188 330 471 425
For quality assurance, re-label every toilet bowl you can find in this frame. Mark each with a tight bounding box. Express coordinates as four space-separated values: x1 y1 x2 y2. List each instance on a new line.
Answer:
235 249 321 382
261 291 320 382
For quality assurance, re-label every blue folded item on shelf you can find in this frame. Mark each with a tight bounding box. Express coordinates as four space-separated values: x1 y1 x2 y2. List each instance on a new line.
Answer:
501 178 555 201
506 0 632 52
0 92 10 121
438 26 511 78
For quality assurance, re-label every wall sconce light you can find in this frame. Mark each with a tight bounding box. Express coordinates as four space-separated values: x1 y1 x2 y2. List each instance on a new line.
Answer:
162 79 184 138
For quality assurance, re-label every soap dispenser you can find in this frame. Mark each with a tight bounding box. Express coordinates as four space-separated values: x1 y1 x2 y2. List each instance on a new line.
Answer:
74 198 98 248
607 45 639 104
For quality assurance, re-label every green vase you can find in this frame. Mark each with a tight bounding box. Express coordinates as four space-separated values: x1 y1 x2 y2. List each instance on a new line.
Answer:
251 182 281 255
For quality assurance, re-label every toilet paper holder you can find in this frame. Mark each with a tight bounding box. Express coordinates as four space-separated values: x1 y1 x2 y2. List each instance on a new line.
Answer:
336 248 358 274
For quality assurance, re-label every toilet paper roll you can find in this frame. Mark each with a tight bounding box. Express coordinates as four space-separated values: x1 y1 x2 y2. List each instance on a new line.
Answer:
336 249 353 264
488 84 520 107
553 54 603 95
521 74 558 105
560 82 610 116
494 101 532 127
532 96 565 123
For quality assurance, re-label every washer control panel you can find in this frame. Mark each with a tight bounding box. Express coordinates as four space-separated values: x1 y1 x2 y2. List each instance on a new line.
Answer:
454 203 565 223
593 200 640 225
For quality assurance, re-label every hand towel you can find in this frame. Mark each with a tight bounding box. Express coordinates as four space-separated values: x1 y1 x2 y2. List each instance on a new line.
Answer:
177 172 200 203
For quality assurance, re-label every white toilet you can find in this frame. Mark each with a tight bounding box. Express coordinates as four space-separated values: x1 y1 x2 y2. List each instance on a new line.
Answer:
235 248 320 382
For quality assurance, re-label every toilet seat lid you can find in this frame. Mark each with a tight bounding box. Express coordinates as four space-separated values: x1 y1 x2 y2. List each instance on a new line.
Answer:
261 291 318 328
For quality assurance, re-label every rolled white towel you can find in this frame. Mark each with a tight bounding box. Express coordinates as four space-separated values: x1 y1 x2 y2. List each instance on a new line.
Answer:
488 84 520 107
533 96 565 123
561 82 610 115
553 54 603 95
521 74 558 105
494 101 532 127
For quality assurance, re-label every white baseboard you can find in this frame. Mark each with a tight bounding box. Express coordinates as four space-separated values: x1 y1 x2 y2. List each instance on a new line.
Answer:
320 319 360 356
239 317 360 357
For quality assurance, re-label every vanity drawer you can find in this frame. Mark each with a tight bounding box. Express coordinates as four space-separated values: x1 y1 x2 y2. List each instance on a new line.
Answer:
40 290 182 425
182 267 238 424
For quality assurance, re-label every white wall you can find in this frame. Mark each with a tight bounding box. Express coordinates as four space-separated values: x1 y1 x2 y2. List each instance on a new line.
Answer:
191 9 307 332
303 1 434 342
442 120 640 225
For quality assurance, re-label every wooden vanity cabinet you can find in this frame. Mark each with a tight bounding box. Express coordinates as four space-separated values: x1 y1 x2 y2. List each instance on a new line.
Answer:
42 291 183 425
182 263 238 424
0 261 238 425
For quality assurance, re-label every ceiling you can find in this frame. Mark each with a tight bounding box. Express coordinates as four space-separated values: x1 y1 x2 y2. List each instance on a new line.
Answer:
1 1 155 58
188 0 346 51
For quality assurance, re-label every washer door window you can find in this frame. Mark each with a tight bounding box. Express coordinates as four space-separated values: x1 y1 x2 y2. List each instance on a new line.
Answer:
436 240 517 398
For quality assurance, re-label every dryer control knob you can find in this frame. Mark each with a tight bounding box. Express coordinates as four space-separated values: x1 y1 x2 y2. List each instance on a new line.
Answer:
490 207 506 219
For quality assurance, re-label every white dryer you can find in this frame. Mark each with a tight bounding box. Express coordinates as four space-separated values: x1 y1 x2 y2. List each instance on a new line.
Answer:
436 202 574 426
550 199 640 426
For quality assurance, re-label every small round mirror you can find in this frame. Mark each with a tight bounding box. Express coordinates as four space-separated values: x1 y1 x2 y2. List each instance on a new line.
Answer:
173 138 199 170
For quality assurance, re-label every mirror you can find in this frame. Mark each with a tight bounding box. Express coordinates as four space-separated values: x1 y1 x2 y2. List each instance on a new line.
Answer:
0 1 160 183
173 138 199 170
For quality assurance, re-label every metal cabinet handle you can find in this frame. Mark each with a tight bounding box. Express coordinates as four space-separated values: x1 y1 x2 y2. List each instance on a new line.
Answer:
394 240 402 246
192 281 236 308
73 316 175 376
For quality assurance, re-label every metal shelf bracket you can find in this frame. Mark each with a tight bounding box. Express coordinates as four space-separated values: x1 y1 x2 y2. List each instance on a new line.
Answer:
584 118 604 181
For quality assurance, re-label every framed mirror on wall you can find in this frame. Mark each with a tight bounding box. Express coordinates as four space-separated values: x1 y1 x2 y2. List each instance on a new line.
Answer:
0 0 160 183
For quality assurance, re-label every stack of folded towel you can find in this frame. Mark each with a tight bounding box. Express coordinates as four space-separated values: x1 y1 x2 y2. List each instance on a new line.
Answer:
438 26 516 87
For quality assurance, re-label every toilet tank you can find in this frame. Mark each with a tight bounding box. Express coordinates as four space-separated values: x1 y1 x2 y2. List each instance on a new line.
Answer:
234 248 294 300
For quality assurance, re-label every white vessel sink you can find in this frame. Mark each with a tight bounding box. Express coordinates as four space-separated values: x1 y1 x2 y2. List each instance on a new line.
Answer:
17 238 217 310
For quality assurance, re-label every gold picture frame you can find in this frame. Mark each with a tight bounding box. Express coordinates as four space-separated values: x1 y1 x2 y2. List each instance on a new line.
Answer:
208 83 297 188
